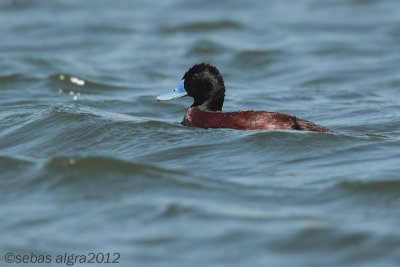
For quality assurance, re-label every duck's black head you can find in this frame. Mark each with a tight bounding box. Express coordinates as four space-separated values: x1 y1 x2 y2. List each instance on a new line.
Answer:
157 63 225 111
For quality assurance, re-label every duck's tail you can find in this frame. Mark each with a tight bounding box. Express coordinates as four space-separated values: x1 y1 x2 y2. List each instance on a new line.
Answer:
294 117 332 133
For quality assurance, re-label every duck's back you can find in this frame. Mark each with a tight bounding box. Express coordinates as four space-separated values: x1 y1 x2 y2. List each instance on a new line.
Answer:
183 107 331 132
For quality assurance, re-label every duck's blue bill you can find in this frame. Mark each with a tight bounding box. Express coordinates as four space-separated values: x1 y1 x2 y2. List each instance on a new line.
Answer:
157 79 187 101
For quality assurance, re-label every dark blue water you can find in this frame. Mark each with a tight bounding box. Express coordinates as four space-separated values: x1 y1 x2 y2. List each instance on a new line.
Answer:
1 0 400 266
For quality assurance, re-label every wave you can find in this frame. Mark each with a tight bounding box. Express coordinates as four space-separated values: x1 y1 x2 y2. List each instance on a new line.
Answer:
43 156 179 175
0 154 35 170
338 179 400 194
0 73 24 84
0 73 39 86
35 156 207 191
160 19 243 33
232 49 284 66
185 39 231 56
0 103 174 153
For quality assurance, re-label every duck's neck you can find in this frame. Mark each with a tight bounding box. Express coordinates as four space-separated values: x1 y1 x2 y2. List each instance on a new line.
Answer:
191 95 224 112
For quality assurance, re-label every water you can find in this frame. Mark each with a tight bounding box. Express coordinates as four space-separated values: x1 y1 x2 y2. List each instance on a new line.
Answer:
1 0 400 266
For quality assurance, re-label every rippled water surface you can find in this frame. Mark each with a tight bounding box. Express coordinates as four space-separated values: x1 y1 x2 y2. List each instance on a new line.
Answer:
1 0 400 266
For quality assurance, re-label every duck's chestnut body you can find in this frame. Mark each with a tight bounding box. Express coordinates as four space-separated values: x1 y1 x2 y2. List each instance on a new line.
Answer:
183 107 331 132
157 63 331 133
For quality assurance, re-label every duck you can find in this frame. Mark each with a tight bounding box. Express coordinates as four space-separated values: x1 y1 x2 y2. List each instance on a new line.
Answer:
157 63 331 132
